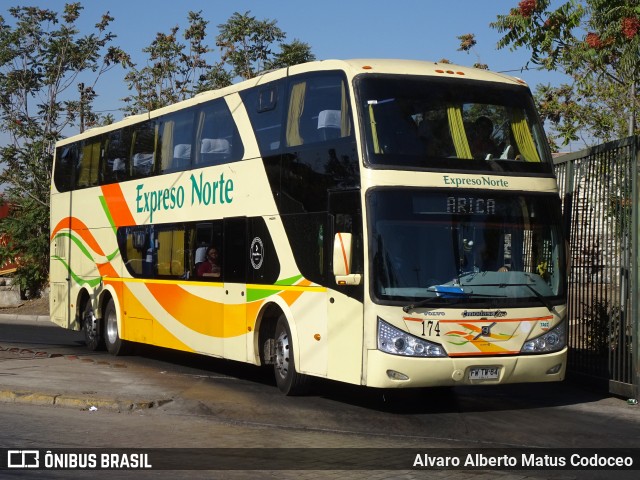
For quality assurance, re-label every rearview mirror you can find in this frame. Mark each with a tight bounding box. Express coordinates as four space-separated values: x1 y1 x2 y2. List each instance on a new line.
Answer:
332 232 361 286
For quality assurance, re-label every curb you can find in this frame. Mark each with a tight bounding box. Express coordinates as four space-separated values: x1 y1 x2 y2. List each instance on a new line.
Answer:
0 313 51 323
0 389 171 412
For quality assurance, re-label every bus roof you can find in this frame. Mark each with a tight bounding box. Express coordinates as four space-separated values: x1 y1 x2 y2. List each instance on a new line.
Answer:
55 59 528 147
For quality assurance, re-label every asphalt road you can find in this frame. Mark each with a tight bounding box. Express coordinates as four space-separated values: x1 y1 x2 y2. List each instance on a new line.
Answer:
1 315 639 479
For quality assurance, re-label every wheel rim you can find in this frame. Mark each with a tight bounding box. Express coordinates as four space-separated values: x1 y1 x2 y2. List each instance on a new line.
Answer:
84 308 97 342
275 328 290 380
106 307 118 345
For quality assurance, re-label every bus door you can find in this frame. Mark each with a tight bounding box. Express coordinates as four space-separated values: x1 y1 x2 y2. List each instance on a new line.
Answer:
50 145 78 329
222 217 248 362
327 190 364 384
50 194 73 329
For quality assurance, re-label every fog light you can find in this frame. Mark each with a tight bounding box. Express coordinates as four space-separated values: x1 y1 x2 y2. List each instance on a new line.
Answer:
546 363 562 374
386 369 409 381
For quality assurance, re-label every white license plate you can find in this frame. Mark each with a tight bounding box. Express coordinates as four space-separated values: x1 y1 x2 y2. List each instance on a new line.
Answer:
469 367 500 380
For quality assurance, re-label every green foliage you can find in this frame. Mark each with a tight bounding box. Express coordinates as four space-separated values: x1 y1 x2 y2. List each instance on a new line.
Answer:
123 10 222 113
217 11 286 80
0 3 129 297
491 0 640 146
0 5 314 295
124 10 315 114
580 299 623 355
264 39 316 71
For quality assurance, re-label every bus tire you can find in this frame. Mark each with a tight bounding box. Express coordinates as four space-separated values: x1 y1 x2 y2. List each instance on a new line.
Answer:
104 298 131 356
274 315 310 395
82 301 104 351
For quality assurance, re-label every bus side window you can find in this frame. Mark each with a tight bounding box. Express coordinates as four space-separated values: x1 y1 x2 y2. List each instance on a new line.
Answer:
103 128 132 184
195 99 244 167
191 221 223 280
77 138 101 189
131 121 157 178
240 81 283 155
285 73 352 147
53 144 78 193
159 109 195 173
156 227 186 277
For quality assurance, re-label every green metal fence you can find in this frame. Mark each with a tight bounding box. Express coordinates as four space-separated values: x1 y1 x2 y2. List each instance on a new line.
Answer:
554 136 638 398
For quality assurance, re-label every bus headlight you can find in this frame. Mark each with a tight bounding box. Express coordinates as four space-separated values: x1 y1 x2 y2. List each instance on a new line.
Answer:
521 320 567 354
378 318 447 357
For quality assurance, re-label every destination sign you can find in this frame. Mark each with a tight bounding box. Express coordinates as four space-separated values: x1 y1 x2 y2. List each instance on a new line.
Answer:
447 196 496 215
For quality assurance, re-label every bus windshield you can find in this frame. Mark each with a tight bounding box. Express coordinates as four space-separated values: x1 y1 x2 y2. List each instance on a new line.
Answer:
369 189 565 307
357 75 552 173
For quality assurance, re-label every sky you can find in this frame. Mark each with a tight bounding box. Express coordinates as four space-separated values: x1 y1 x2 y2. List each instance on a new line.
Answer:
2 0 571 133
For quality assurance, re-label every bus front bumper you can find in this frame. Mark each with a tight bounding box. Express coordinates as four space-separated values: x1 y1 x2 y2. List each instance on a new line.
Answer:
365 348 567 388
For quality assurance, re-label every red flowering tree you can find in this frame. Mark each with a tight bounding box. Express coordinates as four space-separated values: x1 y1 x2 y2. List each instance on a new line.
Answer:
492 0 640 146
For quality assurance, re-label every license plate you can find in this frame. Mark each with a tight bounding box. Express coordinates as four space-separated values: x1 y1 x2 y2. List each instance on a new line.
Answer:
469 367 500 380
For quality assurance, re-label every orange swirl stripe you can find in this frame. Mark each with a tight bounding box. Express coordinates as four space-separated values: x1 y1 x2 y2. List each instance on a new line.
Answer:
146 283 225 336
50 217 106 257
101 183 136 227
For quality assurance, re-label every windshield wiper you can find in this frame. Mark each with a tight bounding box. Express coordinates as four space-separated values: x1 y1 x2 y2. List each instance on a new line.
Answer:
402 296 459 313
456 282 557 314
402 290 505 313
522 284 556 313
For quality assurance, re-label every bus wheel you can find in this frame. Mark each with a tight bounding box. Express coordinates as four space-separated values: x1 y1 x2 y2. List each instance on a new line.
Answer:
82 301 104 351
104 299 131 356
274 316 310 395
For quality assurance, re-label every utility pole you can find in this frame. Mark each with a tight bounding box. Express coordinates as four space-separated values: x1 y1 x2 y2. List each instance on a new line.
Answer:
78 82 85 134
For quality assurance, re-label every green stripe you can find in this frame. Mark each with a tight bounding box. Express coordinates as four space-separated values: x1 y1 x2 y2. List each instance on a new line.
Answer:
99 195 118 235
274 274 303 286
247 275 305 302
246 287 281 303
106 248 120 261
52 256 102 288
54 232 95 263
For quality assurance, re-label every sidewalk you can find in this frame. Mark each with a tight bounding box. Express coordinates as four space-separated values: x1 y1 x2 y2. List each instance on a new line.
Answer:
0 313 176 412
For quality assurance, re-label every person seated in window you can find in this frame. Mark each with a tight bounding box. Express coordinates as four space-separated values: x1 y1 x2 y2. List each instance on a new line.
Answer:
197 247 221 278
474 234 509 272
471 116 499 159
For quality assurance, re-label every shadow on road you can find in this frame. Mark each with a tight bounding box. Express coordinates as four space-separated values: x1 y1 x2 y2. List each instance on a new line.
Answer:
128 342 610 415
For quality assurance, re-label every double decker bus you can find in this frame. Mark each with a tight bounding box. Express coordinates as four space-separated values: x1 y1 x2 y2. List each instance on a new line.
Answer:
50 59 567 395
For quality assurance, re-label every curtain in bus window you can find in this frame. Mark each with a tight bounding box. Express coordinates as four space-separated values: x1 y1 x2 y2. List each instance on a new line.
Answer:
171 230 185 276
77 140 100 188
286 82 306 147
367 104 382 154
160 119 175 172
340 81 352 137
510 110 541 162
446 105 472 159
157 229 185 277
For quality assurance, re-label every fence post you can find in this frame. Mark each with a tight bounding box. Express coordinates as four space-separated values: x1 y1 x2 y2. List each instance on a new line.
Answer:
634 135 640 400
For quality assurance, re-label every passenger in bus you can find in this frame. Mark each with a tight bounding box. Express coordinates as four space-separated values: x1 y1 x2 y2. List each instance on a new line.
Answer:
197 247 221 278
475 233 509 272
194 245 207 271
471 116 498 159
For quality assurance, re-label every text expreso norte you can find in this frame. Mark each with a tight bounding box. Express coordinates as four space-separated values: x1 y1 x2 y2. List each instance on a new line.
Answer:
443 175 509 188
135 172 234 222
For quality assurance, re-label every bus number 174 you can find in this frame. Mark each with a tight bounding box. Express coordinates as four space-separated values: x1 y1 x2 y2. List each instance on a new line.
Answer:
422 320 441 337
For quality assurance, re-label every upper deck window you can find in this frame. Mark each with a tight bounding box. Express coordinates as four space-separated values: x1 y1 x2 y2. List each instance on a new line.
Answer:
356 75 553 174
